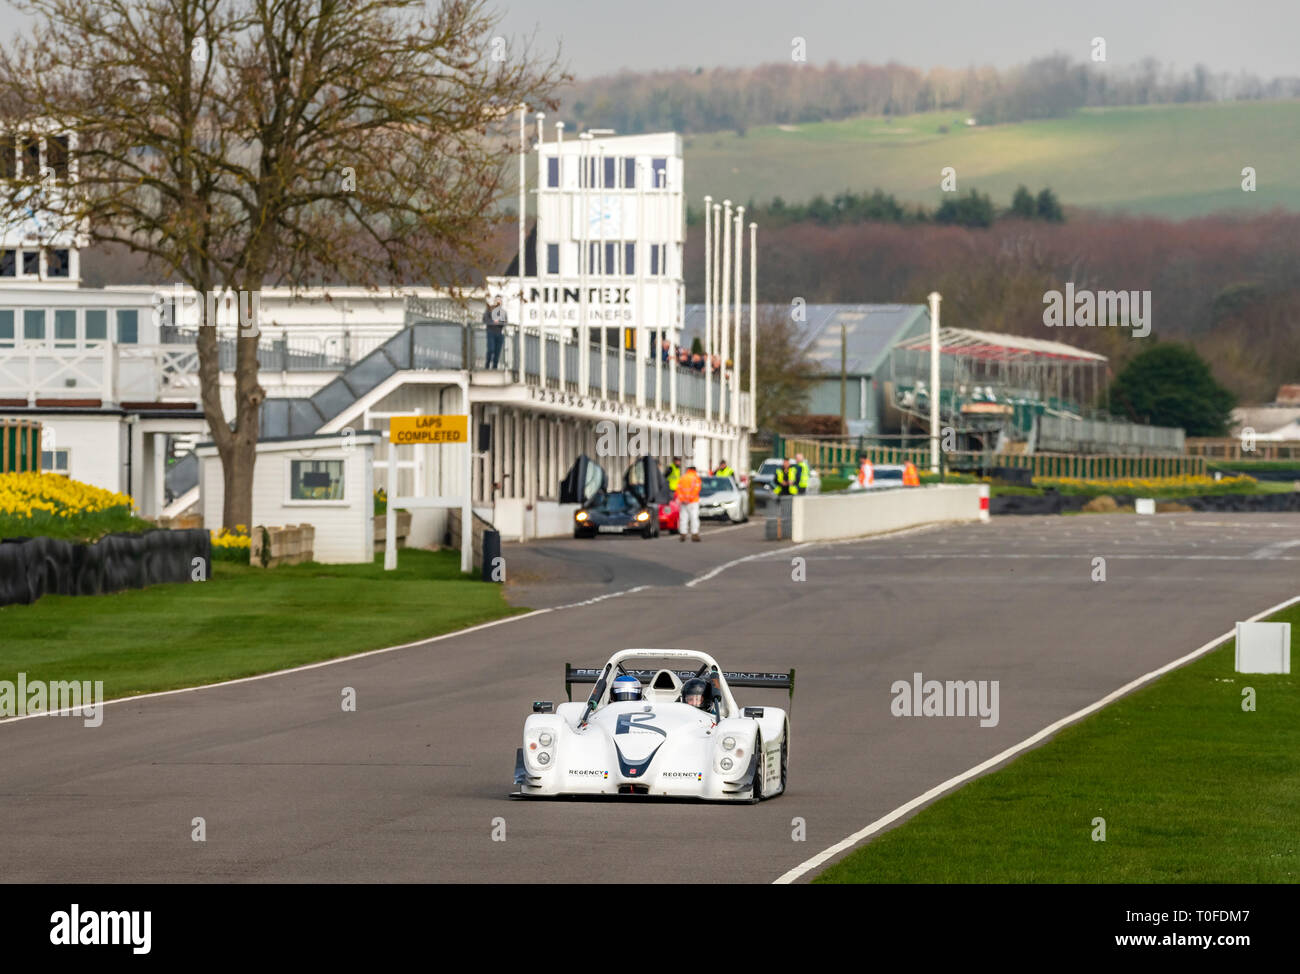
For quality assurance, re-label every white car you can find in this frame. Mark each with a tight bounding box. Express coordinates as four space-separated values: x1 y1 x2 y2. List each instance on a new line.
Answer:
513 648 792 801
847 464 907 490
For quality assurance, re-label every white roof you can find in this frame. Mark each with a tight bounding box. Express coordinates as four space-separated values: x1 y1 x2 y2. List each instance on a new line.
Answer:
895 326 1107 363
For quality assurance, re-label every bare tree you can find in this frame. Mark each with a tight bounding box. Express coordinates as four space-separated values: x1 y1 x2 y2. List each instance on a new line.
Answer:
736 306 816 431
0 0 565 528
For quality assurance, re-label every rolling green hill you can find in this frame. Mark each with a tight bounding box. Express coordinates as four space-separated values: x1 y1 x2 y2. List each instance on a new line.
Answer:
683 101 1300 219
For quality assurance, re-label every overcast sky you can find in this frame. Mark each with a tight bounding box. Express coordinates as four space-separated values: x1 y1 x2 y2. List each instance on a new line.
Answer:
495 0 1300 79
3 1 1295 80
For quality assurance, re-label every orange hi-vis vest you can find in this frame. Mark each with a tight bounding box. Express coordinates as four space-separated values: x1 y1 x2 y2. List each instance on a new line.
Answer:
676 470 702 504
856 460 874 487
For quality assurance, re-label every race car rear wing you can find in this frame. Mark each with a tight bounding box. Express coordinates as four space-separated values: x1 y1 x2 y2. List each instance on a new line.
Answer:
565 664 795 702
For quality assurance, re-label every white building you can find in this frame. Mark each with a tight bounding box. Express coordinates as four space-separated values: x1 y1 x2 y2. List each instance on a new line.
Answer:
1 126 755 548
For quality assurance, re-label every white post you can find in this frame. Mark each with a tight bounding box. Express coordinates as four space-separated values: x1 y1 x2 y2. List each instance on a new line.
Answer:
719 199 731 424
654 169 664 411
732 205 743 426
460 378 472 574
384 438 398 570
928 290 942 474
703 195 712 420
597 144 607 399
521 105 542 390
635 161 646 407
578 132 589 393
749 221 757 432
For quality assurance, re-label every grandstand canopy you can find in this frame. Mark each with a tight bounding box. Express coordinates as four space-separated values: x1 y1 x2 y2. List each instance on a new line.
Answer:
893 326 1107 364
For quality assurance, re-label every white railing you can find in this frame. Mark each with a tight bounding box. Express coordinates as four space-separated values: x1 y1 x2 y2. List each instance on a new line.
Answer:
0 343 114 403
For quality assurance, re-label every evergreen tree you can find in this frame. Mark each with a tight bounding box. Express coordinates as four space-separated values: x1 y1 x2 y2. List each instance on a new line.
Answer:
1107 343 1235 436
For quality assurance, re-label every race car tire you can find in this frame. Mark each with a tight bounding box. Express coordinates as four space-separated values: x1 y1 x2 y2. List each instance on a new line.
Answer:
779 733 788 796
751 735 765 803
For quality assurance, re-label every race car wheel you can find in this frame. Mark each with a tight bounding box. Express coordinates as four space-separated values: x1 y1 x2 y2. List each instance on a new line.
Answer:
779 735 788 795
751 736 765 803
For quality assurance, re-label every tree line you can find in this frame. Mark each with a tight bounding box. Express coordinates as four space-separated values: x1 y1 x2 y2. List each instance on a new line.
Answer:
563 55 1300 134
687 186 1064 229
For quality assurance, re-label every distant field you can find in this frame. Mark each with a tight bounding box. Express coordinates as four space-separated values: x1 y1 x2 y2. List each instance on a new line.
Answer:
684 101 1300 219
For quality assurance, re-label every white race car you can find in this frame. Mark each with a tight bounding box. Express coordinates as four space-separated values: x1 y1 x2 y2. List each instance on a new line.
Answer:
512 649 793 802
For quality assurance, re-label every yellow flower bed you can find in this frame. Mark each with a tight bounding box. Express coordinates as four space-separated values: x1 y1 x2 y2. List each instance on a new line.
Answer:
210 525 251 550
1039 474 1256 492
0 472 134 519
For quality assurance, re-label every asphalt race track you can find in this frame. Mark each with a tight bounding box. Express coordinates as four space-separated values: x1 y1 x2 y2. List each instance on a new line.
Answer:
2 513 1298 883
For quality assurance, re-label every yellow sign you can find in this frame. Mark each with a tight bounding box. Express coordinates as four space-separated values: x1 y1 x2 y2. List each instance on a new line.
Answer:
390 414 469 445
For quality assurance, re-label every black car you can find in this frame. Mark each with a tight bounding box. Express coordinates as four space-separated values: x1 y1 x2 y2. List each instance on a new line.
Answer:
574 489 660 539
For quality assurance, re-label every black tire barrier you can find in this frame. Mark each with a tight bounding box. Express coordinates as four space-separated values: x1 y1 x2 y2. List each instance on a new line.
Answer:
481 529 501 583
0 529 211 607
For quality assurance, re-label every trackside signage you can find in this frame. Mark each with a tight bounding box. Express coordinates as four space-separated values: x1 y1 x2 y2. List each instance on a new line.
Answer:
389 415 468 445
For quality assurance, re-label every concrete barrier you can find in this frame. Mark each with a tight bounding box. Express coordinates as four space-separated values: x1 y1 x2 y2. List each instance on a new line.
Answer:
789 485 984 543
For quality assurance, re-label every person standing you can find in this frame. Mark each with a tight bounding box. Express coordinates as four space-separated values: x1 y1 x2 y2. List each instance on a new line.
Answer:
794 452 811 494
713 459 735 479
666 457 682 493
676 462 703 542
483 297 506 369
774 458 799 496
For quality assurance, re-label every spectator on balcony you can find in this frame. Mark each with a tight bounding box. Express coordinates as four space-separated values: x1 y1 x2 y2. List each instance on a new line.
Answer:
482 297 506 369
677 347 691 369
690 352 705 371
661 338 673 363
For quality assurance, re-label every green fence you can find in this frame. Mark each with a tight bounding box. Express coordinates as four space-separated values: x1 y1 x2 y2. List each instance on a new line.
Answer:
1 420 42 474
778 436 1207 481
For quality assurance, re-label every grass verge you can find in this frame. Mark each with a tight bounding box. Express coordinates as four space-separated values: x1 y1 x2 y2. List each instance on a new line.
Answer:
0 549 528 702
816 603 1299 883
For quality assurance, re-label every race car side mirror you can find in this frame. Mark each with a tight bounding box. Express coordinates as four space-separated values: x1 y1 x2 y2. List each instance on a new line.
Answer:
532 701 554 714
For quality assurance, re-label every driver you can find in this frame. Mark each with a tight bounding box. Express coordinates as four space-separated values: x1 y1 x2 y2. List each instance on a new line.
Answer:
680 677 711 711
610 674 643 703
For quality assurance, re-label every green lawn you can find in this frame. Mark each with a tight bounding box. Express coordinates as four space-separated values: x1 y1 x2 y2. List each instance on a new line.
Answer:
817 604 1300 883
0 550 527 701
686 101 1300 219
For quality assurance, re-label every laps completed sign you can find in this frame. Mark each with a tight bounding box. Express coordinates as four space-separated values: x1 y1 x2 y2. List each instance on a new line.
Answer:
390 415 468 445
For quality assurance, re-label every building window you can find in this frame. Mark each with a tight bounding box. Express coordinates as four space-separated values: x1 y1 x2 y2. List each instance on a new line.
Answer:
0 309 13 346
623 157 636 189
291 459 345 500
546 243 559 275
46 248 70 278
624 241 635 275
41 449 70 475
0 135 14 179
21 251 38 276
21 137 39 177
54 309 76 347
48 135 69 181
649 243 667 276
603 156 616 189
85 309 107 342
588 241 634 274
23 309 45 342
546 156 559 188
116 309 139 344
651 158 668 188
0 250 13 277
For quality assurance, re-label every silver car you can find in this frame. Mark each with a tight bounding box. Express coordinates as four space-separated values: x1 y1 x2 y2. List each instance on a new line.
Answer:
750 458 821 497
698 475 749 523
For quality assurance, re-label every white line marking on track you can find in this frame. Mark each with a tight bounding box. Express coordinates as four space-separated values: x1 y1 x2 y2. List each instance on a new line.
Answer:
772 591 1300 885
0 584 651 725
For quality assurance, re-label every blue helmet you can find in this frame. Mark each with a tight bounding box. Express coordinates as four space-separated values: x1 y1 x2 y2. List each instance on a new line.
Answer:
611 675 642 703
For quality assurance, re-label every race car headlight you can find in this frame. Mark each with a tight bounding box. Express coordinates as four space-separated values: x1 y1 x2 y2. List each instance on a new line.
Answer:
538 731 554 747
722 736 737 751
537 751 551 765
575 511 588 521
719 757 734 771
635 510 649 521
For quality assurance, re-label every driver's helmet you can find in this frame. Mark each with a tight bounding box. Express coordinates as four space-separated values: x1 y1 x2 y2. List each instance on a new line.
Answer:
680 677 711 710
611 675 642 703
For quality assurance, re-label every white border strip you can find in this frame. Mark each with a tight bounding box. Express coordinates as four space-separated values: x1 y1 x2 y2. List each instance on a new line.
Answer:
773 592 1300 884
